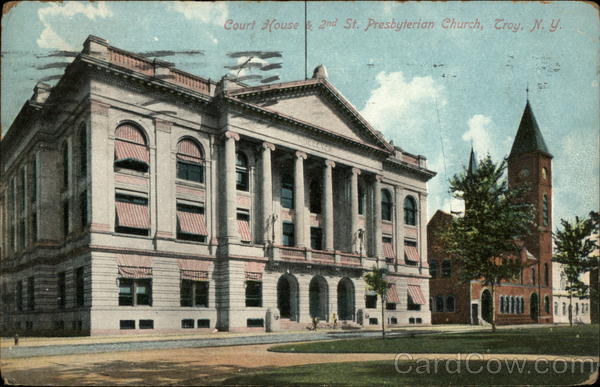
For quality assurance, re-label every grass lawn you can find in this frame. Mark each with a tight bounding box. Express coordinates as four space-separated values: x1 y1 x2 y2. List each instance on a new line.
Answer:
270 325 600 356
222 360 598 386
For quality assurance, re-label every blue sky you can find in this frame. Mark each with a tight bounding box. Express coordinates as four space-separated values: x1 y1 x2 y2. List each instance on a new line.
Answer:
2 1 598 227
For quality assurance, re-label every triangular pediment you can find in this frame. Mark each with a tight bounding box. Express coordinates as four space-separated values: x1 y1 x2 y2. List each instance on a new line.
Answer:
227 80 392 152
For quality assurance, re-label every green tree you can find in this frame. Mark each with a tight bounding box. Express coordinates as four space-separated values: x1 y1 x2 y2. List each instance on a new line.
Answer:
363 267 389 339
443 154 535 332
552 211 599 326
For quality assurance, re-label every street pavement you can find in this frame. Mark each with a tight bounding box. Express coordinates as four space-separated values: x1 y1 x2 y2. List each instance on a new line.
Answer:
1 329 438 359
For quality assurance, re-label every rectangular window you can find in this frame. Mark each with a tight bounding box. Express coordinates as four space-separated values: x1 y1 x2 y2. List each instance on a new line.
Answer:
281 175 294 209
115 194 149 236
18 219 25 250
75 267 84 307
27 276 34 310
310 227 322 250
31 158 37 203
118 278 152 306
404 240 419 266
386 303 397 310
180 280 209 307
365 294 377 309
176 203 207 242
80 191 88 228
63 144 69 189
237 211 252 243
369 318 378 325
63 199 69 237
31 211 37 243
407 297 421 311
383 236 395 260
282 222 295 247
57 272 66 309
177 161 204 183
19 168 26 213
139 319 154 329
245 280 262 307
120 320 135 330
197 319 210 328
181 319 194 329
247 318 264 328
16 280 23 311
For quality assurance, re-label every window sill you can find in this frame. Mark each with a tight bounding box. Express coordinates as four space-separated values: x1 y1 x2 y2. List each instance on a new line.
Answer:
176 179 205 189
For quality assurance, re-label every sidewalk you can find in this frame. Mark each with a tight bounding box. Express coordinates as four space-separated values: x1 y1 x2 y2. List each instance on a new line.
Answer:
0 323 557 349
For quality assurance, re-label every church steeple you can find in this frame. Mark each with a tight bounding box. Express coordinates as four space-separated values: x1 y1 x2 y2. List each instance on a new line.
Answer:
467 146 478 176
509 100 551 158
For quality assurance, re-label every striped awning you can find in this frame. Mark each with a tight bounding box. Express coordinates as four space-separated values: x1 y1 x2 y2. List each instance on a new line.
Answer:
404 245 420 263
407 284 427 305
238 219 252 242
177 139 203 163
245 261 265 281
181 270 209 281
117 255 152 279
177 210 208 236
115 201 149 229
178 259 211 280
115 140 150 164
116 124 146 144
383 241 395 259
386 283 401 304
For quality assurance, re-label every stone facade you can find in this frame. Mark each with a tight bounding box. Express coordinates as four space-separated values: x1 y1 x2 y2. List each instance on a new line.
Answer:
0 36 435 335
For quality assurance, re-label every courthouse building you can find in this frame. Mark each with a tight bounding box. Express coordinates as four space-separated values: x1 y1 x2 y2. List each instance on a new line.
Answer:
428 100 554 325
0 36 435 335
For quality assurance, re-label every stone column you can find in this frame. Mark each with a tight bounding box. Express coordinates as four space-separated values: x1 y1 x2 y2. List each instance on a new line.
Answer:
261 142 275 244
394 186 405 264
224 131 240 243
323 160 335 250
350 168 361 253
373 175 383 259
294 151 307 248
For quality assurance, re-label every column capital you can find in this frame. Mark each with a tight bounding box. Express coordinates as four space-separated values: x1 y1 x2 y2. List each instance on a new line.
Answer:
261 142 276 151
324 159 336 168
295 151 307 160
351 167 362 176
374 174 384 182
223 130 240 141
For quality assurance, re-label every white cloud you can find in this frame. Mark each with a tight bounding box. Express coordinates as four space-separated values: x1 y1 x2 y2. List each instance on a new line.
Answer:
37 2 113 50
167 2 228 25
360 71 446 153
462 114 493 157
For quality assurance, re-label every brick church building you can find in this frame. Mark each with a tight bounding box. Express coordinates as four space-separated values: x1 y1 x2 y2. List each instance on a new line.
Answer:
428 100 554 325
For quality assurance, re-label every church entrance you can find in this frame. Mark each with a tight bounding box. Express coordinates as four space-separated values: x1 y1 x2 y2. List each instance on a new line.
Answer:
309 276 329 321
530 293 539 321
277 274 299 321
481 290 493 323
337 278 355 321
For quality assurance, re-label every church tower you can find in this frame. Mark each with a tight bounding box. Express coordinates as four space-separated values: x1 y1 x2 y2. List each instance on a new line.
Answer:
507 98 554 323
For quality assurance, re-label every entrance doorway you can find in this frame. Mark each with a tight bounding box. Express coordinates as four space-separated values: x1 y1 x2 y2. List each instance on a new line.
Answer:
277 274 299 321
309 276 329 321
481 290 493 323
530 293 539 321
337 278 355 321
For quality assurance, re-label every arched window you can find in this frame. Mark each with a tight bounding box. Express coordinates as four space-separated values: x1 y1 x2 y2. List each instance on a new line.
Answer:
441 259 452 278
446 296 455 312
542 194 549 227
236 152 249 191
544 296 550 314
435 295 444 312
404 196 417 225
79 124 87 177
309 178 322 214
62 141 69 189
281 174 294 209
520 297 524 314
176 139 204 183
381 190 393 221
429 261 438 278
500 296 505 313
544 263 549 286
511 296 516 314
114 123 149 172
358 184 366 215
562 302 566 316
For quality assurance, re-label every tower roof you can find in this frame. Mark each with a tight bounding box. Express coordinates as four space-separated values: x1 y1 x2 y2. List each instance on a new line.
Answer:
467 146 478 176
509 100 551 158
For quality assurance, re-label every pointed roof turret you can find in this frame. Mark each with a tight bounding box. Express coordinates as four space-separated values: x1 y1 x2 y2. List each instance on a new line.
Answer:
509 100 551 158
467 146 478 176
